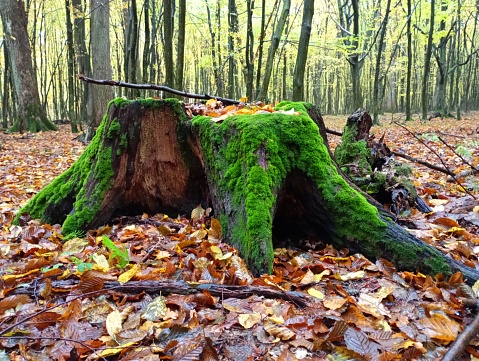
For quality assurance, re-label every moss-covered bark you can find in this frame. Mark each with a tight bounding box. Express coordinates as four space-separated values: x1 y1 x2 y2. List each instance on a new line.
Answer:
15 98 479 283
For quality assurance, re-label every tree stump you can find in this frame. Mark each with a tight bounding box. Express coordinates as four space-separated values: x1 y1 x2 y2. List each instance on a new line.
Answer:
15 99 479 282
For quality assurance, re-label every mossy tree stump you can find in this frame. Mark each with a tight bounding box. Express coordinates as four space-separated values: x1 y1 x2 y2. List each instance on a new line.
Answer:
16 99 479 282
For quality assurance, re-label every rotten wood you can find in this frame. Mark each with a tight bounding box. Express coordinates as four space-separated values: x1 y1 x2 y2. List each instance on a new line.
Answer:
325 127 455 177
78 75 240 105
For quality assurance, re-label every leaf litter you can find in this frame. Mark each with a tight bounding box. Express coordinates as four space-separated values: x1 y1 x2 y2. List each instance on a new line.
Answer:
0 114 478 360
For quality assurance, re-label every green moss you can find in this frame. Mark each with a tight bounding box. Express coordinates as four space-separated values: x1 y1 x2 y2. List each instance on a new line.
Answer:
334 122 372 177
108 119 120 139
14 100 117 234
395 163 413 177
193 101 387 274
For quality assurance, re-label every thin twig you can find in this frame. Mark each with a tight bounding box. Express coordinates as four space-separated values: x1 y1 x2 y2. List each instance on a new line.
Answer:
78 75 240 105
325 127 456 176
393 122 476 199
438 136 479 172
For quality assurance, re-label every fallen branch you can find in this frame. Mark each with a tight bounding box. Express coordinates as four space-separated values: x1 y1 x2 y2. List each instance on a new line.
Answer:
391 150 455 176
12 279 310 308
393 122 476 199
325 128 455 176
441 307 479 361
78 75 240 105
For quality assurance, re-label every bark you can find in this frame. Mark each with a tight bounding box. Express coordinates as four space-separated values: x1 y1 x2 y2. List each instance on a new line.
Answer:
421 0 435 121
292 0 314 102
90 0 113 127
16 99 479 284
405 0 413 121
257 0 290 101
163 0 174 87
0 0 56 133
65 0 78 133
227 0 238 99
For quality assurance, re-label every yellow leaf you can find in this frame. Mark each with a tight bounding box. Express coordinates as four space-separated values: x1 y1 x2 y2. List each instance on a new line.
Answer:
190 229 207 240
98 342 136 357
313 269 331 282
239 96 248 102
473 279 479 297
268 316 285 324
118 264 139 284
238 313 262 329
141 296 167 321
106 309 123 339
209 245 223 259
307 288 324 299
419 313 462 341
92 253 110 272
335 270 365 281
2 268 40 281
191 205 205 221
206 98 218 107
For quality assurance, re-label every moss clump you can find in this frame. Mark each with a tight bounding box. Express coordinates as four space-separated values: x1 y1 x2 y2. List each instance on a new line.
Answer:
334 122 372 177
107 119 121 139
193 101 386 274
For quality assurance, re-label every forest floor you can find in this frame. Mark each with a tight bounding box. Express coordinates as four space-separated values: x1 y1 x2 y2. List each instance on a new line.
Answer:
0 112 479 361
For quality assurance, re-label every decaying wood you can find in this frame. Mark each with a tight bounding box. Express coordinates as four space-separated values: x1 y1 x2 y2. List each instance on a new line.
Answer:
325 128 456 177
441 309 479 361
78 75 240 105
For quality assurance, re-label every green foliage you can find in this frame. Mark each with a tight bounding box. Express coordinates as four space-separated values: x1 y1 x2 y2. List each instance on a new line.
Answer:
69 256 94 273
419 132 440 142
101 235 129 269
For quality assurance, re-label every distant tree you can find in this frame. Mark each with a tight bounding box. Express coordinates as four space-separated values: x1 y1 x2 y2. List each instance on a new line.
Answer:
227 0 238 99
292 0 314 101
371 0 392 125
90 0 113 127
65 0 79 132
258 0 291 101
175 0 186 92
244 0 254 99
421 0 435 121
163 0 174 87
405 0 413 121
0 0 56 132
124 0 140 98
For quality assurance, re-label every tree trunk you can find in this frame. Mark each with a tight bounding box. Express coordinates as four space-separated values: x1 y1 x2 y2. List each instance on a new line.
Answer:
257 0 290 101
0 0 57 133
292 0 314 102
421 0 435 121
16 99 479 284
163 0 174 88
90 0 113 127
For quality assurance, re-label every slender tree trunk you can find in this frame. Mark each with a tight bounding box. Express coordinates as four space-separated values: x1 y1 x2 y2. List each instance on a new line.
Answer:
421 0 435 121
292 0 314 101
73 0 92 127
405 0 413 121
90 0 113 127
258 0 290 101
163 0 174 87
227 0 238 99
143 0 150 86
372 0 391 125
2 39 10 128
0 0 56 132
255 0 267 99
124 0 139 98
206 1 222 96
245 0 254 99
65 0 78 132
175 0 186 95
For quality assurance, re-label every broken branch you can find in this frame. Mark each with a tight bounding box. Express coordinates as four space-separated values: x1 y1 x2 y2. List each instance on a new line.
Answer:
78 75 240 105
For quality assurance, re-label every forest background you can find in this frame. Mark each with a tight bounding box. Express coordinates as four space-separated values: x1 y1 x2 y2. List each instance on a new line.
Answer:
1 0 479 133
